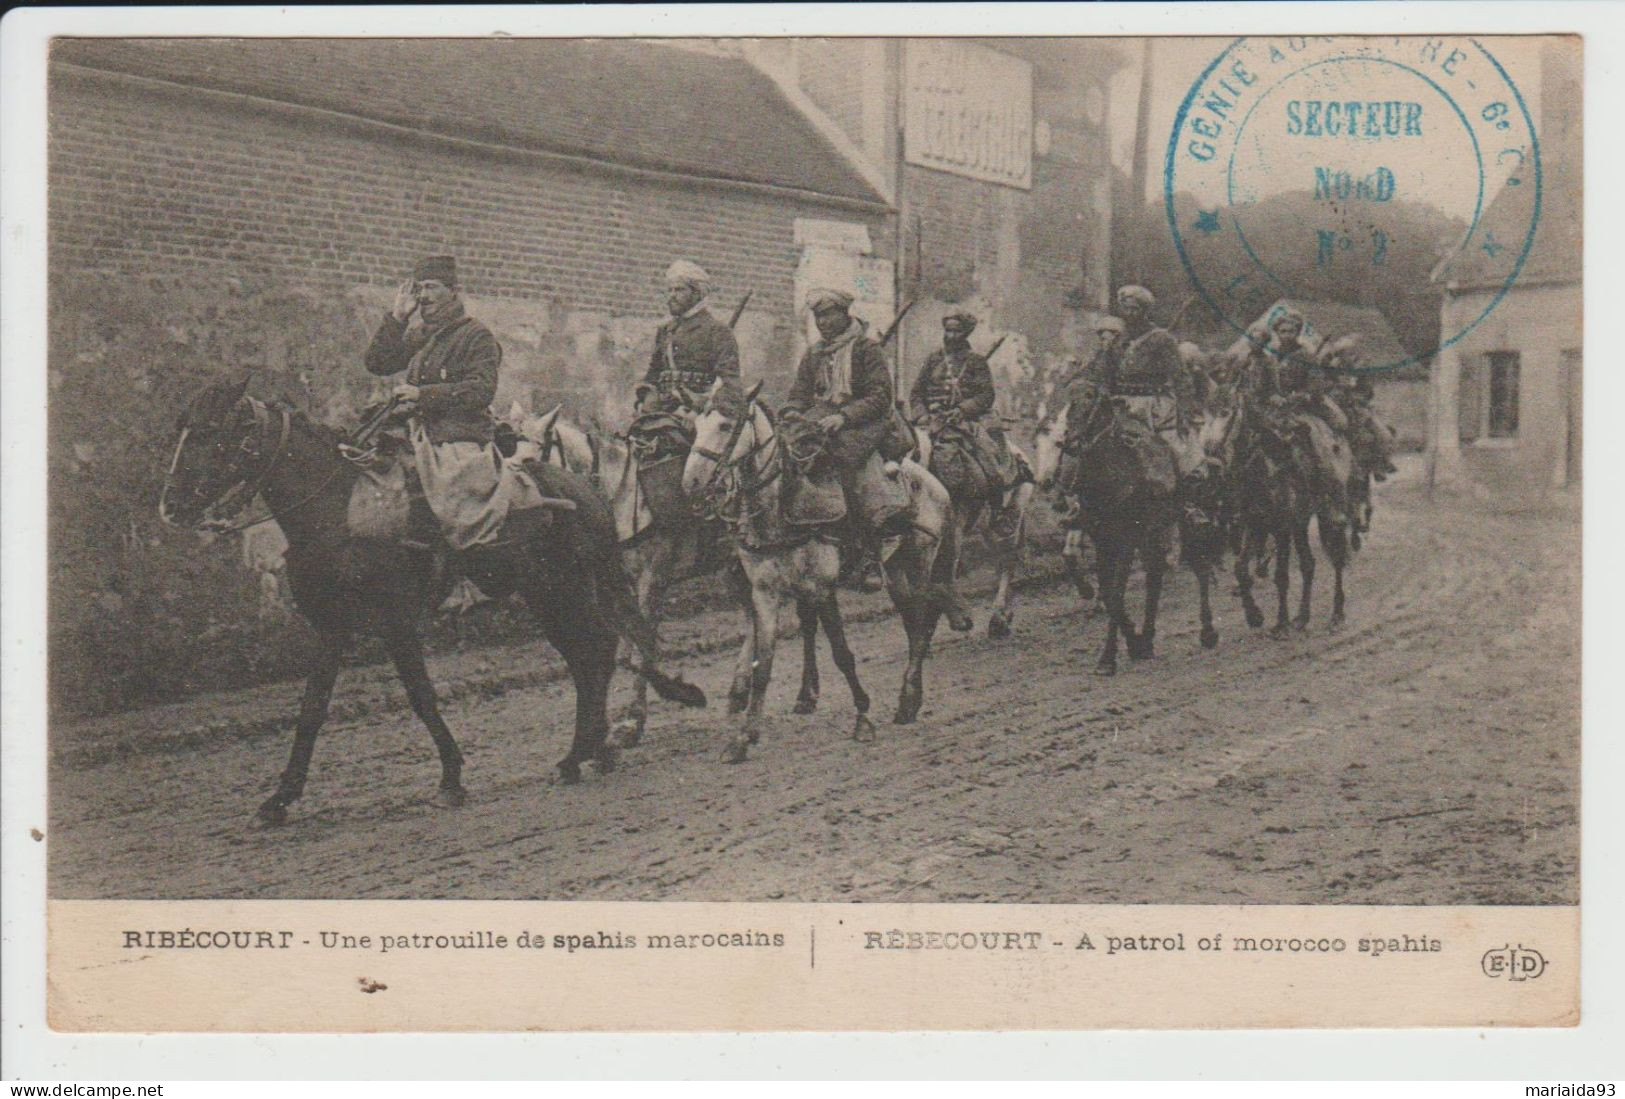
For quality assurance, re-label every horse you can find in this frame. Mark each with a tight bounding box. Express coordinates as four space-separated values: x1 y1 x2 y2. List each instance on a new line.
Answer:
513 403 740 748
682 380 957 762
1031 375 1220 675
1226 396 1352 636
158 376 705 822
910 420 1035 640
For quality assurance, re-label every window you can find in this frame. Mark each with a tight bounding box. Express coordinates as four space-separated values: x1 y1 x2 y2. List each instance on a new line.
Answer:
1486 351 1520 438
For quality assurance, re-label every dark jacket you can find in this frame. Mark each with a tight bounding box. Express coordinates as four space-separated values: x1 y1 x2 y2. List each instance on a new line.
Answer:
365 311 500 445
908 346 995 422
785 324 893 468
641 307 741 408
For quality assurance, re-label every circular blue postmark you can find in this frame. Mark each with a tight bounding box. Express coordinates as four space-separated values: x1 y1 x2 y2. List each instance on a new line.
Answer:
1165 37 1541 373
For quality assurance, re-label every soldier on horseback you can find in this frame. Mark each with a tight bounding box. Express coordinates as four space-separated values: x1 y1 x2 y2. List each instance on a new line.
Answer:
638 260 742 419
364 254 552 553
908 311 1025 532
784 289 914 552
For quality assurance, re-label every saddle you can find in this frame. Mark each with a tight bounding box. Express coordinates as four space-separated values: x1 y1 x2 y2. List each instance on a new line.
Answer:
778 412 849 527
613 410 699 543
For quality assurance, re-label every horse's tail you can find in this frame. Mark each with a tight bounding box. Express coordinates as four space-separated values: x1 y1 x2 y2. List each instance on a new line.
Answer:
599 566 707 708
529 460 708 710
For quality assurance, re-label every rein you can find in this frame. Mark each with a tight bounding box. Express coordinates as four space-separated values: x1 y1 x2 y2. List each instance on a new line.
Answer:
167 398 347 536
692 404 782 523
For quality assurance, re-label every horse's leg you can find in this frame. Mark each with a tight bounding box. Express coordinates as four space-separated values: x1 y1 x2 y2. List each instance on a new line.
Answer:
611 541 662 748
1131 521 1170 661
889 542 930 725
520 577 619 784
727 559 753 713
1194 550 1219 650
1062 528 1097 604
381 622 466 807
258 629 345 825
726 574 780 762
1095 541 1129 676
1292 519 1316 631
1269 528 1294 638
934 517 972 633
1319 509 1349 628
793 595 821 714
1236 526 1265 628
986 488 1028 639
817 594 874 742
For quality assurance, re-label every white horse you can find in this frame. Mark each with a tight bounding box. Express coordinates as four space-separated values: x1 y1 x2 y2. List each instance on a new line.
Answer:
682 381 956 762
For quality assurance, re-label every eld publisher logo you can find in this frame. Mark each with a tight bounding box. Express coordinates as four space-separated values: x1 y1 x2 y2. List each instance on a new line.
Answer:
1482 944 1548 981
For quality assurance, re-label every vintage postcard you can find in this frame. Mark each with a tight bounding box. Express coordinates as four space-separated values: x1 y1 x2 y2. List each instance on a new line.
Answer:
8 14 1586 1037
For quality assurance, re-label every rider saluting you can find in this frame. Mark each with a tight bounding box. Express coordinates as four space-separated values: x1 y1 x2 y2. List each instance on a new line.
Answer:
364 254 510 550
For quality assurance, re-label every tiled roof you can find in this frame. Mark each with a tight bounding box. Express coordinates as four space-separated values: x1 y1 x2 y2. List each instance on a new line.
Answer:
1432 155 1580 290
52 37 886 205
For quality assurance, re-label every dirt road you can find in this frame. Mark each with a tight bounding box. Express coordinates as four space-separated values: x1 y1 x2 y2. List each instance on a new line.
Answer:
49 470 1580 904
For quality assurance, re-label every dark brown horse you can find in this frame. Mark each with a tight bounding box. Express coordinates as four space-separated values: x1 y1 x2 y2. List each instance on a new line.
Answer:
1033 375 1221 675
159 376 704 823
1227 398 1352 636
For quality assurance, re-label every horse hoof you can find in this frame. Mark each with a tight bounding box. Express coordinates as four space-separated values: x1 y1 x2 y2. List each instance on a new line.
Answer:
256 800 289 827
987 614 1011 640
1269 624 1292 641
609 721 643 749
590 747 618 775
1294 617 1311 633
555 760 582 785
1093 661 1117 677
853 714 877 743
1329 611 1346 631
793 697 818 715
720 738 749 764
1244 607 1265 629
893 705 918 726
1200 627 1220 650
435 785 468 809
727 691 750 715
1076 582 1096 601
948 611 973 633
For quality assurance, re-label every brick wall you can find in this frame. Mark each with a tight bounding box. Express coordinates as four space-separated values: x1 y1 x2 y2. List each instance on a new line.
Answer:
49 64 891 415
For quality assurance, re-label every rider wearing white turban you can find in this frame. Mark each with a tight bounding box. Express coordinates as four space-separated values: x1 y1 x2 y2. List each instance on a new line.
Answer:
665 259 712 298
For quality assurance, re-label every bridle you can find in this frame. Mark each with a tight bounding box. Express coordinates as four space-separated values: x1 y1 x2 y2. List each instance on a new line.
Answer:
160 396 341 535
689 400 782 522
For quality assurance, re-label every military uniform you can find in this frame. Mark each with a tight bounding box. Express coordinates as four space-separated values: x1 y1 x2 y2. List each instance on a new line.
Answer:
909 315 1021 501
785 304 907 533
639 306 741 415
1109 320 1204 476
365 305 500 446
363 255 544 551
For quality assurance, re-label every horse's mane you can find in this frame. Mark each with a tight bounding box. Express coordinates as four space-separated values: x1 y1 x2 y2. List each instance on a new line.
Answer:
264 398 347 447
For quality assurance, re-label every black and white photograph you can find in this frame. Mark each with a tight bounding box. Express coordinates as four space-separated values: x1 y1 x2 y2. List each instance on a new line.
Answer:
35 31 1580 909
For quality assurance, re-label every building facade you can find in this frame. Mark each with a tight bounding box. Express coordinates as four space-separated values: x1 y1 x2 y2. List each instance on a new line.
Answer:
1428 40 1582 499
51 37 1123 425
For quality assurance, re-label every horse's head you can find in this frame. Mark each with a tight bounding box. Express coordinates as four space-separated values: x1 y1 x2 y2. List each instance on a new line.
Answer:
682 378 760 498
1032 401 1069 489
159 374 262 527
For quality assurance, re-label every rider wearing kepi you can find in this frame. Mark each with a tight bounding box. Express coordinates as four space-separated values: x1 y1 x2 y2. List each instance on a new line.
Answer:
365 254 520 551
638 260 742 418
908 311 1022 516
785 289 912 541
